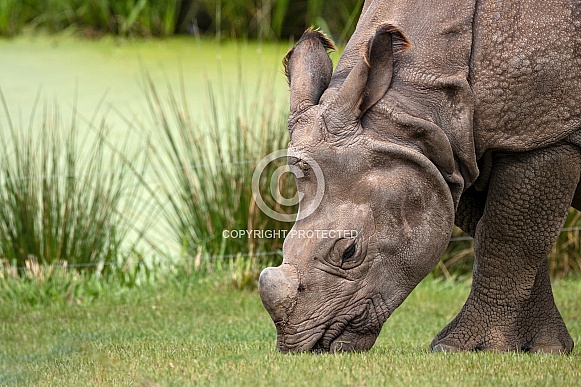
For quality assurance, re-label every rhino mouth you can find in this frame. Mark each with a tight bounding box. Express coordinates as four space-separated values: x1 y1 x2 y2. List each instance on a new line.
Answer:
313 303 382 353
310 319 351 353
278 301 383 353
275 323 324 353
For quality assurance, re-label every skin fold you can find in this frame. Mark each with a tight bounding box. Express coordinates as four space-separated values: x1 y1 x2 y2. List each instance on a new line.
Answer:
258 0 581 353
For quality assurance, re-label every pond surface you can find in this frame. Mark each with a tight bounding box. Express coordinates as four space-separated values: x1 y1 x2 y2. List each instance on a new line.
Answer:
0 34 292 135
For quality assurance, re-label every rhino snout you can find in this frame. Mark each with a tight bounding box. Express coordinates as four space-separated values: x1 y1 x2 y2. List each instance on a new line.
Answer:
258 264 299 323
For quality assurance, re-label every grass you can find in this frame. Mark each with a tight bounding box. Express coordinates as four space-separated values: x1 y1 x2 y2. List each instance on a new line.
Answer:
0 30 579 386
1 276 580 385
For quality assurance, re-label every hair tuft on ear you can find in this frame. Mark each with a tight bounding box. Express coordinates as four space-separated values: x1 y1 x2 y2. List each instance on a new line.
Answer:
283 27 336 114
283 27 336 85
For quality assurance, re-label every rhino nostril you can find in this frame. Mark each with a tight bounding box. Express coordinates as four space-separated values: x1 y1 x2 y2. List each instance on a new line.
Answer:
297 283 305 292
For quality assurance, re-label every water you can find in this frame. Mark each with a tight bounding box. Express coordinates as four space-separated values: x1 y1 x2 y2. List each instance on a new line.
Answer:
0 34 291 134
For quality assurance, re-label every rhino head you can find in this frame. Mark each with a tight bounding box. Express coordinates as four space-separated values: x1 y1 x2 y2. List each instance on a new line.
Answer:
259 25 457 353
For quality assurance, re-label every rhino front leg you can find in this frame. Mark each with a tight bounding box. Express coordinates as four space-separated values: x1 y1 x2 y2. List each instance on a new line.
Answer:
431 143 581 353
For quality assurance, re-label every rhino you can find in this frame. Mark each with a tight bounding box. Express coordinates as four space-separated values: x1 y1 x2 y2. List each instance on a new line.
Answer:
258 0 581 353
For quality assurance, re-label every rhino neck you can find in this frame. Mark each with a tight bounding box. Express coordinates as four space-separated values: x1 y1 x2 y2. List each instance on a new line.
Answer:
331 0 478 88
326 0 481 206
362 88 476 208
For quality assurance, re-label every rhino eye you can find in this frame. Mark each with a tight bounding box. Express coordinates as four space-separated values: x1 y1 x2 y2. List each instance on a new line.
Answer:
328 238 361 269
297 160 309 171
342 242 357 262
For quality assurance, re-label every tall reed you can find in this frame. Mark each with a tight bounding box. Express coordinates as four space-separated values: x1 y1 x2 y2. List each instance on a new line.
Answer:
549 210 581 278
0 92 146 270
202 0 363 43
0 0 30 36
434 210 581 279
14 0 183 37
139 74 295 262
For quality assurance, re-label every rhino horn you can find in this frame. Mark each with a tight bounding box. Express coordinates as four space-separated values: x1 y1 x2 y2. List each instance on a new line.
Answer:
284 27 335 116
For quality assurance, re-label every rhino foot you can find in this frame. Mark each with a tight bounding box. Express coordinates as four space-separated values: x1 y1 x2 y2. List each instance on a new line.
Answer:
430 327 574 354
430 288 574 354
430 330 574 354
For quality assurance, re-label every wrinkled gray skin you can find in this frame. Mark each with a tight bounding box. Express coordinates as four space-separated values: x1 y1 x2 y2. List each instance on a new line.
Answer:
259 0 581 353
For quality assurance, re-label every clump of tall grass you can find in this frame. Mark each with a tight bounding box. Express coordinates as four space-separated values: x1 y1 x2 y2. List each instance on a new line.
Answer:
0 253 158 305
433 227 474 280
12 0 183 37
0 0 363 43
0 92 146 271
434 210 581 279
198 0 363 44
549 210 581 278
0 0 32 36
138 74 294 268
0 256 99 304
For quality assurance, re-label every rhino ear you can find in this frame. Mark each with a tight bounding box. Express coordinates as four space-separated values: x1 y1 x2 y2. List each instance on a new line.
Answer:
284 28 335 115
333 24 411 118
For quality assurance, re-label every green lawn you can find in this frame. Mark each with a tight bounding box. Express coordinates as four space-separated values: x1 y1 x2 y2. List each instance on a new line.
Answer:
1 277 580 386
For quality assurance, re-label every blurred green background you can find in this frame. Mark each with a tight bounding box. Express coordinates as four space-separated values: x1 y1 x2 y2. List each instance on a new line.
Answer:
0 0 363 44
